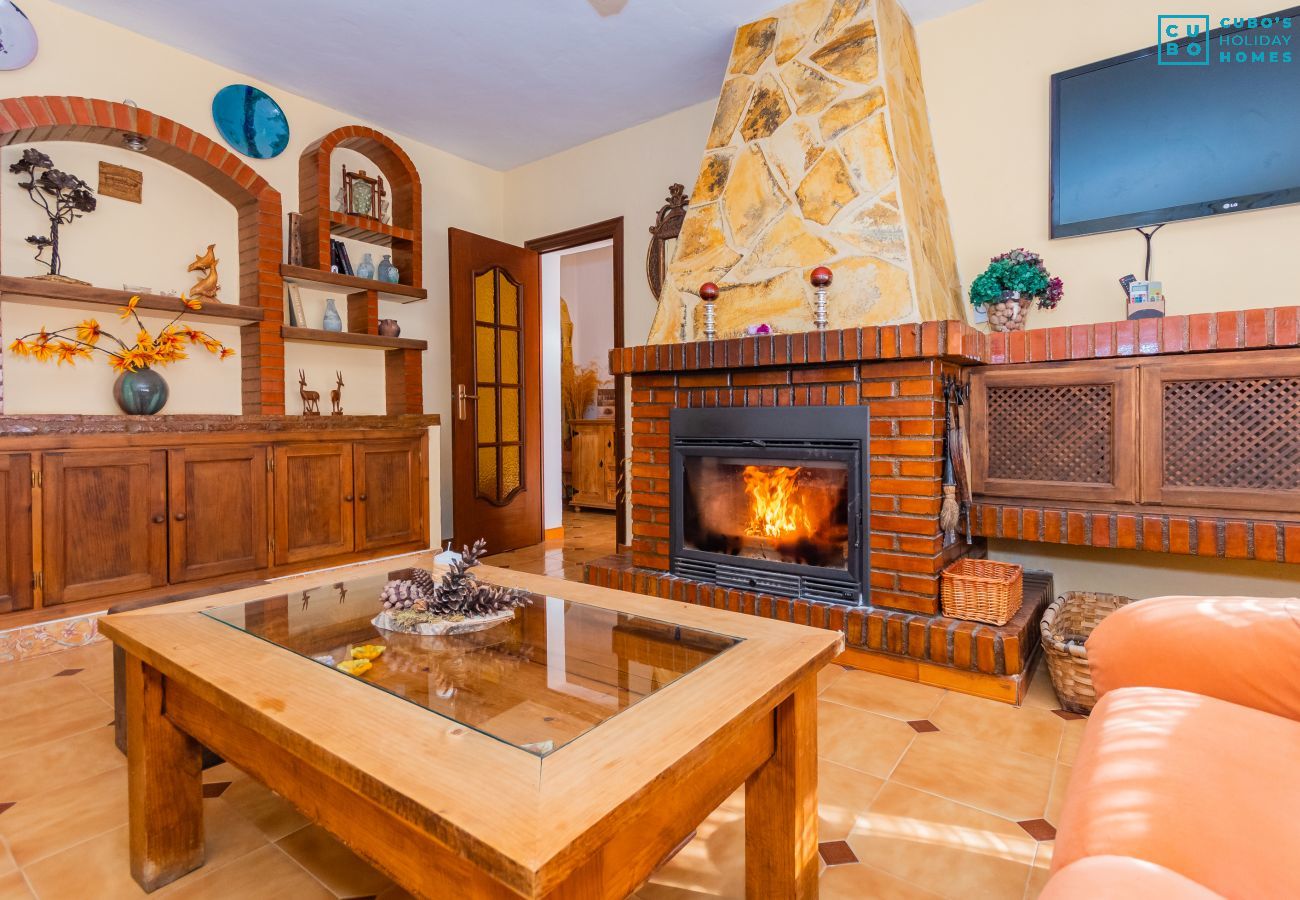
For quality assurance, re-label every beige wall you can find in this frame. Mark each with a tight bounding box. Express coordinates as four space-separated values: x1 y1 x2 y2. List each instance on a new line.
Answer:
502 100 717 348
0 0 507 538
917 0 1300 329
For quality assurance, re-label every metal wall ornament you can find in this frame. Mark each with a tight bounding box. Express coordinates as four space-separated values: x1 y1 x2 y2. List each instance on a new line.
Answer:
211 84 290 160
646 183 689 300
0 1 38 71
10 147 96 282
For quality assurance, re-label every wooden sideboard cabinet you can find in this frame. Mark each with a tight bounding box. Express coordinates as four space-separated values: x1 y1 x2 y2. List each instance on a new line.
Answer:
569 418 616 511
0 415 437 624
970 349 1300 516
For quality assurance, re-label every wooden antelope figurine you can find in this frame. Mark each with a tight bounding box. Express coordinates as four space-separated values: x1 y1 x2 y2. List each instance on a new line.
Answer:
298 369 321 416
330 371 344 416
186 244 220 302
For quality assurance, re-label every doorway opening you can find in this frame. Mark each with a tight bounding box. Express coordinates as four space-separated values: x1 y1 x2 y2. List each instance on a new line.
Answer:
525 219 625 549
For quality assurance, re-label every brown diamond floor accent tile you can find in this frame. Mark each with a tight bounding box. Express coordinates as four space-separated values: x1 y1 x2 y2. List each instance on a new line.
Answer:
202 781 231 798
1052 709 1087 720
0 802 14 816
1017 818 1057 841
53 668 84 677
907 719 940 733
819 839 858 866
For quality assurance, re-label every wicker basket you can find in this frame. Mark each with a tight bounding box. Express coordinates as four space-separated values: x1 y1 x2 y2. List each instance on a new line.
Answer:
941 559 1023 626
1040 591 1136 713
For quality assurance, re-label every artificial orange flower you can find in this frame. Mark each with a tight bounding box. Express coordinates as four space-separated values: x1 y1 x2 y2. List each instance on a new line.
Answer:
30 330 55 362
182 295 203 311
118 295 140 320
219 346 236 360
109 354 136 374
53 341 90 366
9 338 31 357
75 319 102 344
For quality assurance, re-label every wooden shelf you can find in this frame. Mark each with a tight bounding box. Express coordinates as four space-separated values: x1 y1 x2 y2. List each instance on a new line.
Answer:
279 264 426 303
0 276 266 325
280 325 427 351
328 210 415 247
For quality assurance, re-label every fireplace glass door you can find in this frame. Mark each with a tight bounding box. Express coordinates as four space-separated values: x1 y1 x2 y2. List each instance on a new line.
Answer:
681 456 850 570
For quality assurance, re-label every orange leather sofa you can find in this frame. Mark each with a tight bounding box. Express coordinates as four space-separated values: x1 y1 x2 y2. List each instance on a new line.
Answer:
1043 596 1300 900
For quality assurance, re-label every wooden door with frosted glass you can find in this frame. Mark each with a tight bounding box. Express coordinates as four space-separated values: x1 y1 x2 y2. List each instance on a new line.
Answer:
448 228 542 552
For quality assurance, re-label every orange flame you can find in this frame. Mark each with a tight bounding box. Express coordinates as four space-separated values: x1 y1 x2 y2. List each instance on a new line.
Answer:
742 465 810 538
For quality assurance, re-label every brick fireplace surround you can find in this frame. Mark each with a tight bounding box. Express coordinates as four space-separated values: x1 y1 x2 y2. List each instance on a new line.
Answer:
584 309 1300 702
585 320 1051 702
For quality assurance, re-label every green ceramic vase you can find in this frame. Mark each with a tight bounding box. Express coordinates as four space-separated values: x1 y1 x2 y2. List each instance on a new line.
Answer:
113 366 169 415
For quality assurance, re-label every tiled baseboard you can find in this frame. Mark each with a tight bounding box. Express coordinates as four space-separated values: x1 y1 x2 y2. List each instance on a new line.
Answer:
0 612 105 663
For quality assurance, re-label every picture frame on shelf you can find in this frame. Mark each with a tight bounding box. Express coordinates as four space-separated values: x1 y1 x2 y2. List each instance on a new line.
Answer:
342 166 385 220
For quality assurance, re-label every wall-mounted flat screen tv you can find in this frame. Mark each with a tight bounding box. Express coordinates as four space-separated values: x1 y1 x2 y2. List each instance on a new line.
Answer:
1051 9 1300 238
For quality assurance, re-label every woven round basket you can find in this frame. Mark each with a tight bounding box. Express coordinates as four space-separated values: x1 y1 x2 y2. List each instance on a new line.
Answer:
1040 591 1136 714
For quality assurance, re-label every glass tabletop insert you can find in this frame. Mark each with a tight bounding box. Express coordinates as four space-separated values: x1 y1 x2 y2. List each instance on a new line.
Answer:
201 572 741 757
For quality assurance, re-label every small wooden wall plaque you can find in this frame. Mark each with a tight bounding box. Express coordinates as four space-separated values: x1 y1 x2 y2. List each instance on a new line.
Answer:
98 161 143 203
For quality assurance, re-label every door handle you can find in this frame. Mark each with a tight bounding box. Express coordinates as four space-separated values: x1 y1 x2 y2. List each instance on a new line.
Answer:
456 383 478 421
345 494 354 502
152 515 165 525
174 512 186 522
359 494 367 501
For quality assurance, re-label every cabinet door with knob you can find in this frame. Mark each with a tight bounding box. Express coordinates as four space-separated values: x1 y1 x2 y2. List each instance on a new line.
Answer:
41 449 168 605
169 445 269 583
354 438 426 551
273 443 354 566
0 454 33 613
569 419 616 511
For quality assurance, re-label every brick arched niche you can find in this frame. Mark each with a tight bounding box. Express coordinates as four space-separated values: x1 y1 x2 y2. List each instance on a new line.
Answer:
0 96 285 414
298 125 422 288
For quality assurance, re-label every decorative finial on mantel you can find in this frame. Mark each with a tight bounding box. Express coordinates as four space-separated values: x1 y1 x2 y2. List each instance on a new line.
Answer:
700 282 719 341
810 266 833 330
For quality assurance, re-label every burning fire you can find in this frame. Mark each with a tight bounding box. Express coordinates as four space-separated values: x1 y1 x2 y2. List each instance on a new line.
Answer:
742 465 810 538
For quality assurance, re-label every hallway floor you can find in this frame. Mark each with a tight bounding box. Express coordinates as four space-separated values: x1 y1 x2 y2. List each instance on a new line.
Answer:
0 510 1076 899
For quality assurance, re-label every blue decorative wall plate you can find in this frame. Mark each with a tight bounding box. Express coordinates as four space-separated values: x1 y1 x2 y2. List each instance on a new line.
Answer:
211 84 290 159
0 1 38 71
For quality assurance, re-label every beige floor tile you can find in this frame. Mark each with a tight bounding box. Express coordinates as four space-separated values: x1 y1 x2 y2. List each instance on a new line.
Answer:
0 684 113 758
816 663 845 695
818 670 946 721
0 870 34 899
847 782 1036 900
276 824 392 897
1057 720 1087 766
0 725 123 802
0 766 128 867
20 825 150 900
889 731 1055 822
641 789 744 899
818 700 915 779
1025 842 1053 898
0 654 65 690
1044 763 1072 827
0 837 14 878
0 675 103 723
221 777 311 842
930 691 1065 759
818 862 943 899
165 845 333 900
1020 658 1061 711
819 759 885 842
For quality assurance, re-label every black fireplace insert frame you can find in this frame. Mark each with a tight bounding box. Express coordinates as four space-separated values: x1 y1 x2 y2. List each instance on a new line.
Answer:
669 406 871 606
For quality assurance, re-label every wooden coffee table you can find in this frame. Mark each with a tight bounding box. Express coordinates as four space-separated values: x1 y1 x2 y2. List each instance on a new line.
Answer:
101 554 842 898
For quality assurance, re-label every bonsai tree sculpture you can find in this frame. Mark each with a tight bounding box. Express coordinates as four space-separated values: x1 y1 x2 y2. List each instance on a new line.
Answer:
969 248 1063 333
9 147 97 280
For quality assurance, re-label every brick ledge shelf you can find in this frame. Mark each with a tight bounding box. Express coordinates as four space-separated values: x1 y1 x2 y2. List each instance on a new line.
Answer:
610 305 1300 375
585 554 1054 705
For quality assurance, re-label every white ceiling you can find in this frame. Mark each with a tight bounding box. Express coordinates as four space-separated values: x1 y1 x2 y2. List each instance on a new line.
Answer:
53 0 981 171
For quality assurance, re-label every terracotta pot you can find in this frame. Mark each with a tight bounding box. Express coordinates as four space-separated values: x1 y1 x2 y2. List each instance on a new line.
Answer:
378 319 401 337
986 295 1033 333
